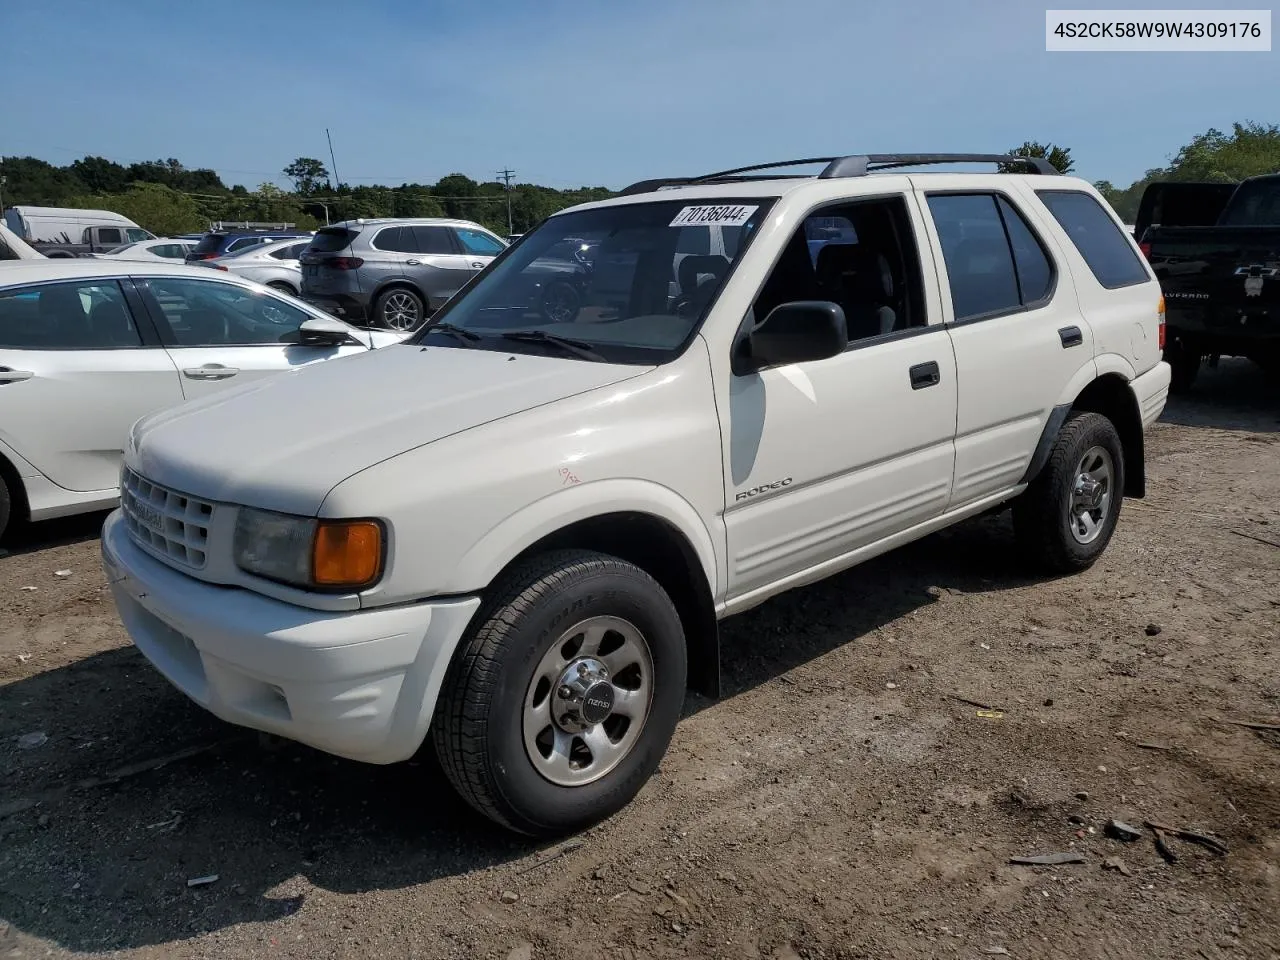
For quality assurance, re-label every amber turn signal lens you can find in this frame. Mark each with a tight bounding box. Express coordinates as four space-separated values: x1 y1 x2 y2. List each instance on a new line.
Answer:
312 520 382 587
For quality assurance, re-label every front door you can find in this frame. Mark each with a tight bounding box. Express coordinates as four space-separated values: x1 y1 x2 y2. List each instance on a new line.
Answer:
0 278 183 492
721 194 959 601
134 275 370 400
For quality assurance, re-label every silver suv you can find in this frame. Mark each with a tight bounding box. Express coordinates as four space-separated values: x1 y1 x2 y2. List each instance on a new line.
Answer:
299 217 507 330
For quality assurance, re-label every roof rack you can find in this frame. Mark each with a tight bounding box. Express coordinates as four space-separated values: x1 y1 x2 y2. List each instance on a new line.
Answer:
617 153 1060 196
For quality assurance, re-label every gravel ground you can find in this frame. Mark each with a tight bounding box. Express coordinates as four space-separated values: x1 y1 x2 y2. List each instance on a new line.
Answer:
1 358 1278 960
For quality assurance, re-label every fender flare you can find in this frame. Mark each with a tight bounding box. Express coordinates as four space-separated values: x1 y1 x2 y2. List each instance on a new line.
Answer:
447 477 721 600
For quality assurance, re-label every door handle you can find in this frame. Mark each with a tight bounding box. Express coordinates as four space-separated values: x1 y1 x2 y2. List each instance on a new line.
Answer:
909 361 941 390
405 259 422 266
471 261 484 269
0 367 34 384
1058 325 1084 348
182 365 240 380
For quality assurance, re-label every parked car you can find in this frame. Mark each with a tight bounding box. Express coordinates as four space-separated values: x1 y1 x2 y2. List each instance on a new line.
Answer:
202 237 310 294
1138 173 1280 390
0 260 407 540
93 237 198 262
3 206 155 258
101 152 1170 838
299 217 507 330
186 229 313 264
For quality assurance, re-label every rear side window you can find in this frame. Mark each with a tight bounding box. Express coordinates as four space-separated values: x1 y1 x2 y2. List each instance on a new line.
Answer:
1036 190 1149 289
927 193 1055 321
372 227 414 252
227 236 266 254
270 241 307 260
309 228 356 253
0 280 141 349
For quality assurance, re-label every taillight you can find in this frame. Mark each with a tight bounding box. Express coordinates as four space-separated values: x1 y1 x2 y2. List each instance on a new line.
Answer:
324 256 364 270
1157 294 1166 350
1139 241 1151 259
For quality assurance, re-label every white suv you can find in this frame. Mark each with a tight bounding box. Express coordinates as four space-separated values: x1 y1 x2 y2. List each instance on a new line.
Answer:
101 154 1172 837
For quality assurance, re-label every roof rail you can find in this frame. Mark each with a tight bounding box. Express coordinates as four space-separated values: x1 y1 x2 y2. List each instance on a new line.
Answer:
616 153 1059 195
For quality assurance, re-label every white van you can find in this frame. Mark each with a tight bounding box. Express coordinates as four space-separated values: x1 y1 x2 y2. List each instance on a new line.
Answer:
4 206 155 256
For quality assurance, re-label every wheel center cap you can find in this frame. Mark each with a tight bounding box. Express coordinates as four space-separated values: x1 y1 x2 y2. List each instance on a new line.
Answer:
1076 476 1103 509
581 681 615 724
554 658 615 733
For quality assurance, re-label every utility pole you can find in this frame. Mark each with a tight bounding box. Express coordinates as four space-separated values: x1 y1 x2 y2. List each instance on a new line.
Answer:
497 168 515 235
326 128 342 191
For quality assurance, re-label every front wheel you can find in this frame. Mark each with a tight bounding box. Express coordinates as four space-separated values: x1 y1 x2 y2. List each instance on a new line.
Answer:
432 549 687 837
1013 411 1125 576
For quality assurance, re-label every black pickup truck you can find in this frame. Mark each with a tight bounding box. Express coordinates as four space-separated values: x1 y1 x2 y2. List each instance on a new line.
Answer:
1138 174 1280 391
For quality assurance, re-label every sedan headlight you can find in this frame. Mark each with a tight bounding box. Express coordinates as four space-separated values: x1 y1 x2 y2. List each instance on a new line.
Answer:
233 507 384 590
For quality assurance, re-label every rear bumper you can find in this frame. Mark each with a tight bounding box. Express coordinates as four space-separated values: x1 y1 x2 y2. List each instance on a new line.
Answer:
101 510 481 764
1131 360 1172 428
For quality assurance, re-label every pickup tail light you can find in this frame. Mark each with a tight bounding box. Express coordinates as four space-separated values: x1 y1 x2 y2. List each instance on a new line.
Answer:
1139 241 1151 260
322 256 364 270
1157 295 1166 350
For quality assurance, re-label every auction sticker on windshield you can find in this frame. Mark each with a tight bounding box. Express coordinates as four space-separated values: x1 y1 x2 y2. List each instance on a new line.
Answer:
668 205 759 227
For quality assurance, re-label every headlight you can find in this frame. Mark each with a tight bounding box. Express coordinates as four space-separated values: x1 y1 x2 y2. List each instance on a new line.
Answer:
233 507 384 590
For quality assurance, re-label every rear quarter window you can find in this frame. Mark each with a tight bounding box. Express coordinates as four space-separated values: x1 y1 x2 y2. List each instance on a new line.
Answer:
1035 190 1150 289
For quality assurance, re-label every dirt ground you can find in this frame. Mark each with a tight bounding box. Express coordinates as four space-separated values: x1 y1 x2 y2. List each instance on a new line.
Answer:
1 358 1278 960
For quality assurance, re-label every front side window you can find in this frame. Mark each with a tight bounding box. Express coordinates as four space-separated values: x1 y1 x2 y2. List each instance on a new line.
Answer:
0 280 141 349
126 228 151 242
144 277 315 346
409 198 776 364
455 228 505 256
750 196 926 343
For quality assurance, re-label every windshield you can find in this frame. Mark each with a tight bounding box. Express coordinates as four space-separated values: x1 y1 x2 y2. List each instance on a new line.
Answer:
407 197 775 364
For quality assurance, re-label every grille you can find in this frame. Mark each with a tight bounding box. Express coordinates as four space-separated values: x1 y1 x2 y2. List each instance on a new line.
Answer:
120 468 215 570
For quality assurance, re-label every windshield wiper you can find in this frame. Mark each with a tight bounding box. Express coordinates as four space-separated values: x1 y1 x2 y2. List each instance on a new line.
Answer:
421 321 481 348
498 329 607 362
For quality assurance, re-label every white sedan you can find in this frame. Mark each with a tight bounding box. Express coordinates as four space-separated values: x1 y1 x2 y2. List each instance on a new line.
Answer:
0 259 408 539
94 237 199 262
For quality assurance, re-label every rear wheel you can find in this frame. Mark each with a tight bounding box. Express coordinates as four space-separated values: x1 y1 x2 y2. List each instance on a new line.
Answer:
373 287 424 332
432 549 687 837
1013 412 1125 575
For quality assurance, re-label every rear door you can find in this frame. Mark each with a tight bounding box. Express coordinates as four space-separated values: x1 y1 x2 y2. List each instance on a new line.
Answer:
913 178 1092 509
0 278 183 492
135 275 372 399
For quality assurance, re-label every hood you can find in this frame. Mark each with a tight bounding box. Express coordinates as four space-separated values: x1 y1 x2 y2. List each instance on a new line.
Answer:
130 343 650 515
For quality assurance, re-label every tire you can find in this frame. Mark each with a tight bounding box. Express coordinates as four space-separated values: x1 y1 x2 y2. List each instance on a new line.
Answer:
1166 338 1201 393
267 281 296 295
373 287 425 332
1013 411 1125 576
432 549 687 837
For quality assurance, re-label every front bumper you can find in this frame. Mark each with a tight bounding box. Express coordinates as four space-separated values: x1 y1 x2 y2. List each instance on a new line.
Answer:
1132 360 1172 428
100 510 480 764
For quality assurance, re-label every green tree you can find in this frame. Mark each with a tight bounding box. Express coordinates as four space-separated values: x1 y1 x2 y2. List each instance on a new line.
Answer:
70 182 203 235
283 157 330 195
1006 140 1075 174
1165 121 1280 181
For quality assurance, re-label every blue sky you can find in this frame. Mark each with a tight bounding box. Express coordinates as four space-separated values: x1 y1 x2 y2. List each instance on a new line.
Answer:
2 0 1276 191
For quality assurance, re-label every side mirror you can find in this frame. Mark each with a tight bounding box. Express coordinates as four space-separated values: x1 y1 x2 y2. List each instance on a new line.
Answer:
734 300 848 374
298 315 354 346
